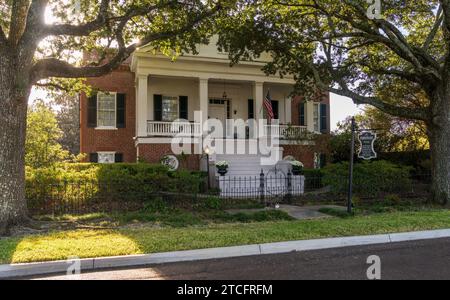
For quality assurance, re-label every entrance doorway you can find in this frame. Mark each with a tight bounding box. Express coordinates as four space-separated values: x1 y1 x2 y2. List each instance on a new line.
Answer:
208 104 226 138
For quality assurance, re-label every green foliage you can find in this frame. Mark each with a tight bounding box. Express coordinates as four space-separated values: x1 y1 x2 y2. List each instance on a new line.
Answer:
25 163 206 214
322 161 413 196
208 210 293 223
194 196 222 210
302 168 324 190
384 194 402 206
318 207 353 218
25 101 73 168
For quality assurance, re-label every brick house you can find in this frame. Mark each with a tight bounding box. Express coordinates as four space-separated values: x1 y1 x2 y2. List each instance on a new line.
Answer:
80 38 330 175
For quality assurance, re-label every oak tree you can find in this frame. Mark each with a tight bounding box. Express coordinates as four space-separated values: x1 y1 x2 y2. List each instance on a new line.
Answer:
0 0 225 232
218 0 450 204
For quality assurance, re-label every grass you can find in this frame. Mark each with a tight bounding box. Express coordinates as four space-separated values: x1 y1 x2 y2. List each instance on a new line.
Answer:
1 209 449 264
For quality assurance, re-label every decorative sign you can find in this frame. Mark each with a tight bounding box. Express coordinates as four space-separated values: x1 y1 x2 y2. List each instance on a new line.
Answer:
358 131 377 160
161 155 179 171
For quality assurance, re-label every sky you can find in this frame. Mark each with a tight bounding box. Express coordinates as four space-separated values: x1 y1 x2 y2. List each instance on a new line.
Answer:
329 94 364 131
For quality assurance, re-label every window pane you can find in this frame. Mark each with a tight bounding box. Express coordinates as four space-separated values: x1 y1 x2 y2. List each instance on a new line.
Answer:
162 96 178 121
313 104 319 132
97 93 116 127
98 153 115 164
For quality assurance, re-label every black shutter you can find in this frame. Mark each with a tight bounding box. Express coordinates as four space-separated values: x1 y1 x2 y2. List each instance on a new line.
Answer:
154 94 162 121
87 94 97 128
115 153 124 163
271 100 279 120
320 103 328 132
89 153 98 163
116 93 126 128
248 99 254 119
320 153 327 168
179 96 188 120
299 102 305 126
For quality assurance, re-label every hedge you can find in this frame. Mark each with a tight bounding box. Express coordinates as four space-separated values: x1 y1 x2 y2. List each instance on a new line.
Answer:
322 160 413 196
25 163 207 214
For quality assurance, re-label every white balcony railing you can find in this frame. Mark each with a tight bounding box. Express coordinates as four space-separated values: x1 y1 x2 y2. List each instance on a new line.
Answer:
147 121 309 140
147 121 202 137
263 124 308 140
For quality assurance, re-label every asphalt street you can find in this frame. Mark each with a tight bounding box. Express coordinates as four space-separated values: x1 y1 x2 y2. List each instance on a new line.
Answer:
24 238 450 280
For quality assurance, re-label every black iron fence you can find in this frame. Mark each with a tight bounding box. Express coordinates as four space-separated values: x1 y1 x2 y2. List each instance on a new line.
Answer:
26 173 432 216
215 171 309 202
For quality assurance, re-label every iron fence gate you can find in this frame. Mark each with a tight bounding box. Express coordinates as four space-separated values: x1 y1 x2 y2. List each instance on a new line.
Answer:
216 170 305 202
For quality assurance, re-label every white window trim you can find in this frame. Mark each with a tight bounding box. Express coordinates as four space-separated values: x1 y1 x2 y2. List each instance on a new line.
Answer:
96 92 117 129
97 151 116 164
313 103 321 134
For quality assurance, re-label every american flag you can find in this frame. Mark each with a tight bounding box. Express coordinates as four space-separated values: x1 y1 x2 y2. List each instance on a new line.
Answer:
263 90 275 122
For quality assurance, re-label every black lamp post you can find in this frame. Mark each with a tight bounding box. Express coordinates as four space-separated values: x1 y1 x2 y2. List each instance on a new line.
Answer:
204 146 211 190
347 117 356 214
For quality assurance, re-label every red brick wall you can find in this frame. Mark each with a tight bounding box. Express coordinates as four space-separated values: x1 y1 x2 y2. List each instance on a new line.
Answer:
138 144 200 171
80 66 137 162
282 144 316 169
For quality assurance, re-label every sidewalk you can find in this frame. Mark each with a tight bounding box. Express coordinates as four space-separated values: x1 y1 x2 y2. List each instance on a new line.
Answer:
1 228 450 279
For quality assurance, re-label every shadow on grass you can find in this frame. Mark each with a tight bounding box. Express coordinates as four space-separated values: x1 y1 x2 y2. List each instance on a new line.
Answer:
0 237 21 265
1 208 449 267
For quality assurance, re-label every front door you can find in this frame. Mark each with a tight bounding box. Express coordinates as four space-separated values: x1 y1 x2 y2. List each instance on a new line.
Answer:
208 104 227 138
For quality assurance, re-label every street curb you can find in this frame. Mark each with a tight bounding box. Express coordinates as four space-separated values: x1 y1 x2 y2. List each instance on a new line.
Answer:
1 228 450 279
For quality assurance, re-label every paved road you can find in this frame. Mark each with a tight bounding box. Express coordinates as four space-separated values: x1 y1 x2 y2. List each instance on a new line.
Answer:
26 238 450 280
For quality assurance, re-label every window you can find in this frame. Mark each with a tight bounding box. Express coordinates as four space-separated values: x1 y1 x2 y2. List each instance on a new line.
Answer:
271 100 279 120
97 92 116 128
162 96 179 121
299 102 306 126
313 103 320 132
314 153 327 169
98 152 115 164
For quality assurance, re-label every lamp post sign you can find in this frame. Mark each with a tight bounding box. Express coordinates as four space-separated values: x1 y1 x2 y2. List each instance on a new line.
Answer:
347 118 378 214
358 131 377 160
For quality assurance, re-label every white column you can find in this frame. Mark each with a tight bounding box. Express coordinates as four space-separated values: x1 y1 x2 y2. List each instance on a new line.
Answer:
198 77 209 159
253 81 264 120
306 101 315 132
199 77 209 125
137 74 149 137
284 96 292 124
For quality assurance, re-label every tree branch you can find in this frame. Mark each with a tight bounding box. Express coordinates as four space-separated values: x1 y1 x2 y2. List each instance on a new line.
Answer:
329 84 428 121
423 5 443 50
301 52 429 121
8 0 30 46
34 81 69 92
42 0 111 37
29 4 221 83
42 0 177 37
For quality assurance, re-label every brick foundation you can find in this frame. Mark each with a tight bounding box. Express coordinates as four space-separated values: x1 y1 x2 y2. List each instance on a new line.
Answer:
282 144 316 169
137 143 201 171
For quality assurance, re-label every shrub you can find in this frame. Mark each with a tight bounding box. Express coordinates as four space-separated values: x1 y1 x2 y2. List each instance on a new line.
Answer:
26 163 206 214
302 168 324 190
322 161 412 196
194 196 221 210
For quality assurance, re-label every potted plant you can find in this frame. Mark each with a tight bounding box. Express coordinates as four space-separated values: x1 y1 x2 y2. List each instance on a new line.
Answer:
215 161 229 176
290 160 304 175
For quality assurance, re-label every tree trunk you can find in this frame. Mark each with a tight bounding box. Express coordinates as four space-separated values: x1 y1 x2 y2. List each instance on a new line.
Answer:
0 51 30 234
427 89 450 206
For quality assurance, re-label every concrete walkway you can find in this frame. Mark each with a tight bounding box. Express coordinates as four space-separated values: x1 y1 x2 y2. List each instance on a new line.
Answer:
226 204 345 220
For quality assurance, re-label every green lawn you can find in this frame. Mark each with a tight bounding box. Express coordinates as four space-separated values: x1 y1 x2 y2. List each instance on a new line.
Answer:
1 209 449 264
